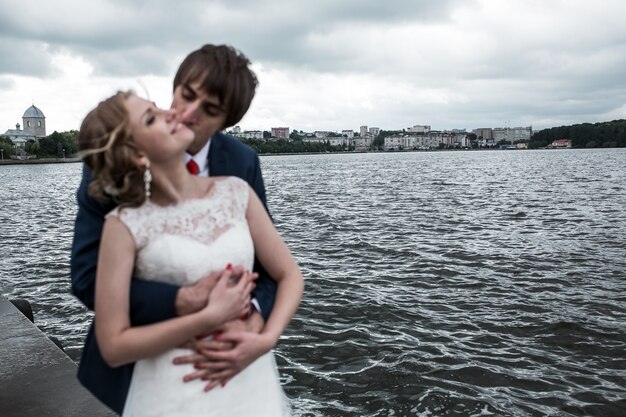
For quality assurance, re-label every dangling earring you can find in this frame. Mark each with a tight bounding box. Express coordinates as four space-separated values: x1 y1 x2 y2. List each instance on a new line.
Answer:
144 160 152 200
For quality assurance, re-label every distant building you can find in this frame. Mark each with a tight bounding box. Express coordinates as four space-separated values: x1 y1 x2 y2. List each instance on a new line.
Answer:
407 125 430 134
457 135 470 148
342 130 354 138
493 126 532 142
328 137 353 147
440 131 457 148
3 105 46 148
384 132 452 150
360 125 368 137
384 135 429 150
478 137 496 148
237 130 264 140
369 127 381 137
302 137 326 144
230 126 241 134
473 128 493 139
549 139 572 148
353 136 373 151
384 135 409 150
271 127 290 140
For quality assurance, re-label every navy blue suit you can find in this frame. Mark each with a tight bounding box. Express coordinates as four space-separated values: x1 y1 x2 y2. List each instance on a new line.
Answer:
70 132 277 414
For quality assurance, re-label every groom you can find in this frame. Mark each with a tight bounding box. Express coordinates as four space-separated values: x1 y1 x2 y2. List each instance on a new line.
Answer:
71 44 277 414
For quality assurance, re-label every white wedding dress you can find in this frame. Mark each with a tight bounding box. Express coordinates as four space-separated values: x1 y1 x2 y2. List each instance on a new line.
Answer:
107 177 289 417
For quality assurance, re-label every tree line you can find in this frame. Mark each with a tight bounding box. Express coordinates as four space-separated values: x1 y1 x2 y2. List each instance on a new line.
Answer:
2 120 623 161
529 119 626 149
0 130 78 159
0 136 15 158
240 138 353 154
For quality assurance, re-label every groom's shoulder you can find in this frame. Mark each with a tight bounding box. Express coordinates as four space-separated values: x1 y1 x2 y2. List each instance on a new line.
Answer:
214 132 258 158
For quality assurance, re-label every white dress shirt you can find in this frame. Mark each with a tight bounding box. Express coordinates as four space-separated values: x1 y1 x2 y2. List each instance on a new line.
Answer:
184 139 211 176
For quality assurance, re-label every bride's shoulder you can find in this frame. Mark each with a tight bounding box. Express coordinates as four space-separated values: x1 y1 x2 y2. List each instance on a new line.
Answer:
211 176 249 207
105 203 145 221
213 176 249 191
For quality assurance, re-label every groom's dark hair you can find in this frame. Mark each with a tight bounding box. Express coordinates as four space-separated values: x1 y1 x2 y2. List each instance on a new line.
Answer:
173 44 258 129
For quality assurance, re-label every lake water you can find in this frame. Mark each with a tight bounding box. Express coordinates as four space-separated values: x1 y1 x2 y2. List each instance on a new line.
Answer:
1 149 625 416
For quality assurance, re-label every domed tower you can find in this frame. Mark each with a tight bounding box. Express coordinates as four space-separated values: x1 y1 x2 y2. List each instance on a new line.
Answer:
22 105 46 138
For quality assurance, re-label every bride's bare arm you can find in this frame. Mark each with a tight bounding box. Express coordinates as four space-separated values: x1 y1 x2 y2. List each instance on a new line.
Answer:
245 186 304 349
170 188 303 390
94 217 254 368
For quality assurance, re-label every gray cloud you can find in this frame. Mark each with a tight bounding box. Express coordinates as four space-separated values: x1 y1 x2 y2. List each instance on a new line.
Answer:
1 0 625 131
0 76 15 90
0 37 55 77
0 0 474 76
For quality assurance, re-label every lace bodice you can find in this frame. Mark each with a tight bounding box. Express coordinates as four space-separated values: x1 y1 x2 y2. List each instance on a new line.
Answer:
107 176 254 286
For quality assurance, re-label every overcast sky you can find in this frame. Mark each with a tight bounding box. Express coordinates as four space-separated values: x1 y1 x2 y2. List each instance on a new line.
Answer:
1 0 625 135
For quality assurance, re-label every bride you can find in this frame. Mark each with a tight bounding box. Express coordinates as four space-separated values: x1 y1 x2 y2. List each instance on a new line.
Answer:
77 91 303 416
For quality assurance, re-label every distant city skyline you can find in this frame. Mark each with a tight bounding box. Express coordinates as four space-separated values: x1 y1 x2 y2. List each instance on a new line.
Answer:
1 0 625 135
230 124 533 136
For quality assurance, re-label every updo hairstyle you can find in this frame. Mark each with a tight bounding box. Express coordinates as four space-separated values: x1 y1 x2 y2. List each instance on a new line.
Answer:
77 91 147 207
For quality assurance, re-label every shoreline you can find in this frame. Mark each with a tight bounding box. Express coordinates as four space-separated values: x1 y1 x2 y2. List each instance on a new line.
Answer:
0 147 608 165
0 157 81 166
256 147 582 157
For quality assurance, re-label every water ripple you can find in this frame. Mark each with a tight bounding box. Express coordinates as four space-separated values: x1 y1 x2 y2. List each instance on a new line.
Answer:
1 149 626 416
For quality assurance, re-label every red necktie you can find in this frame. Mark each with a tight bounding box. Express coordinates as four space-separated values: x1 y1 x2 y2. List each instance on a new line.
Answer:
186 160 200 175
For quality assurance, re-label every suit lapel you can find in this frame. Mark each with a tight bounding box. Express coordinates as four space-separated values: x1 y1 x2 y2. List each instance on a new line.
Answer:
208 133 228 176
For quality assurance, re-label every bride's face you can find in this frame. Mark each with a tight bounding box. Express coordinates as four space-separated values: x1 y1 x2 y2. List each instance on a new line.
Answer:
125 95 194 162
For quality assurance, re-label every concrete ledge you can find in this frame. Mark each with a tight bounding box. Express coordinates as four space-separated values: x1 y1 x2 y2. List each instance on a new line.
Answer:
0 294 116 417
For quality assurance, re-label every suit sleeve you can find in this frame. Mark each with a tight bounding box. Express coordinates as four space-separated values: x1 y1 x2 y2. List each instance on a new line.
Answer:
70 165 179 325
248 153 278 320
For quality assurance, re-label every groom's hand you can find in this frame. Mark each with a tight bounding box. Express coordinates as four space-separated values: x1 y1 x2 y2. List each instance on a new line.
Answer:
196 327 274 392
172 311 267 389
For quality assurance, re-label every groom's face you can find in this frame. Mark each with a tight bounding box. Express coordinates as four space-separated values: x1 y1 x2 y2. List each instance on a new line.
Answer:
171 80 227 155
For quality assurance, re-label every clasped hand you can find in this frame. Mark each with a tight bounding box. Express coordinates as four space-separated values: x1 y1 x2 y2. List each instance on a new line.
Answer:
173 266 267 391
200 266 256 325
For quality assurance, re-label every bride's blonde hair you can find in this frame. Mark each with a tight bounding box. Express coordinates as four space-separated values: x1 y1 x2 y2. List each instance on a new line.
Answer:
77 91 147 207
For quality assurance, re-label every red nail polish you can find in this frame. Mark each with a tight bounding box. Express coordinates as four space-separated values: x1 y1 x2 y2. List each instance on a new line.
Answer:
213 332 222 340
201 376 209 381
226 263 232 270
194 364 201 370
